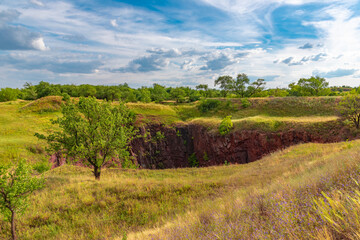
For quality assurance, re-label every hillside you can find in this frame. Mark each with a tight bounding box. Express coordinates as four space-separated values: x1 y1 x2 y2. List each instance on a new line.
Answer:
1 140 360 239
0 96 347 168
0 96 359 239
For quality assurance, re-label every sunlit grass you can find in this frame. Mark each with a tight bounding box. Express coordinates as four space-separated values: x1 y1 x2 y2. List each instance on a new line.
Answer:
130 140 360 240
0 100 58 165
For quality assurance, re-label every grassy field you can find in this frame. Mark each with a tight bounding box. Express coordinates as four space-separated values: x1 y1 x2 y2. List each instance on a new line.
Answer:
0 96 357 240
1 140 360 239
130 140 360 240
0 99 57 165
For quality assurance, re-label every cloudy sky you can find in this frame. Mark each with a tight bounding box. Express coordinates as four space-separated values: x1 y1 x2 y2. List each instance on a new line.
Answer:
1 0 360 88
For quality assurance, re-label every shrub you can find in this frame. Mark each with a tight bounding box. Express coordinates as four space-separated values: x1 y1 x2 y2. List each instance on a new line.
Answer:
33 160 51 173
219 115 233 135
241 98 251 108
0 88 19 102
188 153 199 168
198 99 221 113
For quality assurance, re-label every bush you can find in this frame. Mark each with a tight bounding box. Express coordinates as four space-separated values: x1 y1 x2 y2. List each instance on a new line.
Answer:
198 99 221 113
241 98 251 108
188 153 199 167
33 160 51 173
219 115 233 135
0 88 19 102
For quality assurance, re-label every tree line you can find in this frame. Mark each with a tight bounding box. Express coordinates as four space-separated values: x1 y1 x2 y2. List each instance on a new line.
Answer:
1 74 360 102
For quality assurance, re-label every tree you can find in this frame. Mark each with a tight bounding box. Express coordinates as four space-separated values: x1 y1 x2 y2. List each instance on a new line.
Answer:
36 97 136 180
0 160 44 240
35 81 61 98
150 84 168 103
339 94 360 129
234 73 250 97
0 88 19 102
21 83 37 100
196 84 209 98
289 76 330 96
247 78 266 97
214 75 234 97
219 115 233 135
170 88 186 103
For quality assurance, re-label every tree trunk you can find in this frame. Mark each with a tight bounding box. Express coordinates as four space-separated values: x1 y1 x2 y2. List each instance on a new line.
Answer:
94 166 101 180
11 210 16 240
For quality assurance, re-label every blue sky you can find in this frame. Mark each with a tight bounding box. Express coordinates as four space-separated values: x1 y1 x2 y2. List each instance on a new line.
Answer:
1 0 360 88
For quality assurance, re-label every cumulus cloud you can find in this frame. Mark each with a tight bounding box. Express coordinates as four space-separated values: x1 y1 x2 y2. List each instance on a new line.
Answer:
0 9 48 51
278 53 327 66
30 0 44 7
200 53 235 71
115 55 168 73
0 9 20 23
0 54 102 74
113 48 183 73
299 43 313 49
313 68 357 78
110 19 118 27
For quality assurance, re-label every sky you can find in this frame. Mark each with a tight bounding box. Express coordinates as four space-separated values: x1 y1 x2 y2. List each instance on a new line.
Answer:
1 0 360 89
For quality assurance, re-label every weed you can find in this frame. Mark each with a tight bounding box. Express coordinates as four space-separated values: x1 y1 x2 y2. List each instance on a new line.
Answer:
188 153 199 168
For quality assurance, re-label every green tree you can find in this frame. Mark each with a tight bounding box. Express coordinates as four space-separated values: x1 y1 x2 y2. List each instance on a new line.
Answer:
136 87 151 103
79 84 97 97
289 76 330 96
35 81 61 98
0 88 19 102
21 83 37 100
36 97 136 180
247 78 266 97
150 84 168 103
219 115 233 135
214 75 234 97
0 160 45 240
196 84 209 98
339 94 360 129
234 73 250 97
170 88 186 103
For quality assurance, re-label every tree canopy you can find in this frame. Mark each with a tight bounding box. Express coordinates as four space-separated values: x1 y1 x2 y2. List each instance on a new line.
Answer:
339 94 360 129
37 97 136 180
0 160 44 240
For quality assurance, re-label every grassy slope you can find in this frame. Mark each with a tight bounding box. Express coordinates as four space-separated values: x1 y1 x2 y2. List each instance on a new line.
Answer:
0 140 359 239
0 96 354 239
0 99 57 165
131 140 360 240
0 96 342 166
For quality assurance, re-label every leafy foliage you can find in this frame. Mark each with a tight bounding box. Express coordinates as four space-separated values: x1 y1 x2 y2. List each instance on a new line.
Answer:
219 115 233 135
188 153 199 168
198 99 221 113
0 88 20 102
0 160 44 240
339 94 360 129
289 76 330 96
36 97 136 180
241 98 251 108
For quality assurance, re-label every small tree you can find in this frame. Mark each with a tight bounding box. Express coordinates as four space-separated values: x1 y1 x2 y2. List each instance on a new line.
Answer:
219 115 233 135
36 97 136 180
234 73 250 98
0 160 45 240
339 94 360 129
214 75 234 97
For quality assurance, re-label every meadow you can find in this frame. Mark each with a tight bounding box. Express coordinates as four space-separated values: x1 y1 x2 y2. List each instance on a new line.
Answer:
0 96 359 239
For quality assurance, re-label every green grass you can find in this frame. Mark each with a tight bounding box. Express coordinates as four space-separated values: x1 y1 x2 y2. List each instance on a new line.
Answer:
131 140 360 240
0 96 358 239
0 96 345 166
0 100 58 165
0 140 358 239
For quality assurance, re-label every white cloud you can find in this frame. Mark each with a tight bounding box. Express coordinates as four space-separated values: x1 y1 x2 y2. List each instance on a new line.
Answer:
30 0 44 7
31 37 49 51
110 19 117 27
